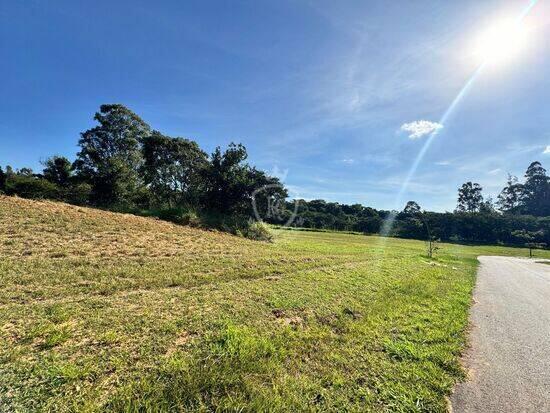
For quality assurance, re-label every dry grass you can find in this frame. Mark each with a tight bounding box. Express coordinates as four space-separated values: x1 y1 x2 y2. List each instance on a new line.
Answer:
0 195 253 259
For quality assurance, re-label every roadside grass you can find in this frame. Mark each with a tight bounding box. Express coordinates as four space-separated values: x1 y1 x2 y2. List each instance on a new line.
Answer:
1 196 548 412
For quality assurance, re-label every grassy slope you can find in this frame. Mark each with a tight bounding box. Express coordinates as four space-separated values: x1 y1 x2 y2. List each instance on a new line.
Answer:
1 196 548 412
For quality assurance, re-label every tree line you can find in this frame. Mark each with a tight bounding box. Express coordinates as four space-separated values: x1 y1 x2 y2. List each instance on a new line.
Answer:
0 104 285 236
264 162 550 247
1 103 548 246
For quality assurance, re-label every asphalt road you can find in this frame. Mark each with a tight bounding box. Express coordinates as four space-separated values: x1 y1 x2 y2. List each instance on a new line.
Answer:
451 256 550 413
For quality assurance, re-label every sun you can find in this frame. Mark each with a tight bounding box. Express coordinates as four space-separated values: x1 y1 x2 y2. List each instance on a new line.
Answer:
473 18 529 65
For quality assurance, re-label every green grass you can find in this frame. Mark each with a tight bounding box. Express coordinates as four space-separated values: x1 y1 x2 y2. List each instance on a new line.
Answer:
1 196 548 412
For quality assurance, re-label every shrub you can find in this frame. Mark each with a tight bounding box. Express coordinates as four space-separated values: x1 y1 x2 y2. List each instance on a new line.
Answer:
5 175 60 199
63 183 92 205
244 220 273 242
151 208 195 226
179 211 201 227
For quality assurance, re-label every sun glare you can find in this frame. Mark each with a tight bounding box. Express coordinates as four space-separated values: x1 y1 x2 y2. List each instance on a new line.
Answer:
473 18 529 65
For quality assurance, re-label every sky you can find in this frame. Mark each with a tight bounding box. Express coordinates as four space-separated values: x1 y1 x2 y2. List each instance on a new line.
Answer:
1 0 550 212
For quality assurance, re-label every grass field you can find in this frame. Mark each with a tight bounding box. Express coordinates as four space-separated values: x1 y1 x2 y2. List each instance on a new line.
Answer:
1 196 548 412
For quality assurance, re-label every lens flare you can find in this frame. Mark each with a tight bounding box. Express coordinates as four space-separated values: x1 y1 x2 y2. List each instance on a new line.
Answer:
377 0 539 244
473 18 529 66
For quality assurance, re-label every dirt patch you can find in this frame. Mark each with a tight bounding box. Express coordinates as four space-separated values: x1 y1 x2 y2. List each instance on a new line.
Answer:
271 309 304 327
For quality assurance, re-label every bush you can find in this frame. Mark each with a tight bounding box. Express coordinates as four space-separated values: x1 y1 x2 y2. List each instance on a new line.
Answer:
146 208 196 226
63 183 92 205
179 211 201 227
5 175 60 199
243 220 273 242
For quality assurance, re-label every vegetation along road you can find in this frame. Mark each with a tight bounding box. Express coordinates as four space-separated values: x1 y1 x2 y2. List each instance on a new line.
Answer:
1 196 550 412
451 256 550 412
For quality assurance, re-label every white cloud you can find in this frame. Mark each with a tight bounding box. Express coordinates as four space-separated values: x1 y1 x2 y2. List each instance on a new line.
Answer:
544 145 550 154
488 168 502 175
400 120 443 139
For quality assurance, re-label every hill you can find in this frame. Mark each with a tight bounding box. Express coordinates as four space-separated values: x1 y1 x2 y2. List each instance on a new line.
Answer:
1 196 547 412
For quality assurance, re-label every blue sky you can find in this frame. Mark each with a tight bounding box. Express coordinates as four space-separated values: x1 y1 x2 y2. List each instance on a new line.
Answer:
1 0 549 211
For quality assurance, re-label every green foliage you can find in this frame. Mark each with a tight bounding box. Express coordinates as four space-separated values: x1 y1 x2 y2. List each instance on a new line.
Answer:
497 163 550 216
142 131 208 208
0 166 6 193
5 174 60 199
456 182 484 213
1 103 549 245
148 208 202 227
42 156 73 187
202 143 249 213
522 161 550 216
27 105 286 231
62 182 92 205
354 216 383 234
242 220 274 242
511 229 547 257
396 217 426 239
497 174 523 213
403 200 422 215
74 104 151 207
511 229 540 244
202 143 286 216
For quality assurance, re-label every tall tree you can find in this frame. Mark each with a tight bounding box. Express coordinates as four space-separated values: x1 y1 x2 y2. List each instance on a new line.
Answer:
456 182 484 213
521 161 550 216
74 104 150 206
142 131 208 207
403 201 421 215
202 143 250 213
497 174 523 213
43 156 73 187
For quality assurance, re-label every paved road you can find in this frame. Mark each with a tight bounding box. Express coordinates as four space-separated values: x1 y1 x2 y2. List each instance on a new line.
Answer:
451 256 550 413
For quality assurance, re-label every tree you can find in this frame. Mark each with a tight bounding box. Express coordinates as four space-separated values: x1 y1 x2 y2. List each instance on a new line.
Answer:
521 161 550 216
426 236 440 259
18 167 34 177
396 217 425 239
74 104 151 206
43 156 73 187
142 131 208 208
202 143 286 216
247 166 287 221
403 201 421 215
0 167 6 192
497 174 523 213
511 229 546 257
202 143 251 214
354 216 382 234
479 196 496 215
456 182 484 213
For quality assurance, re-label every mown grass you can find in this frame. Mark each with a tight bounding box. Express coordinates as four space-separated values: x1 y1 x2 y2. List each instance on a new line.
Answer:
1 196 548 412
